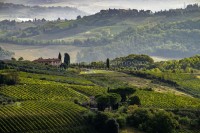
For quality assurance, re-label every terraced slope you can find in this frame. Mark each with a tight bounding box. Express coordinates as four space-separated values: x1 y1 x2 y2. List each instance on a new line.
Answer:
0 85 88 101
0 71 100 133
0 101 93 133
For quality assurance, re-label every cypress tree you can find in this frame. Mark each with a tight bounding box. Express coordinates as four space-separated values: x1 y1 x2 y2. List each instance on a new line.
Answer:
106 58 110 69
64 53 70 67
58 52 62 61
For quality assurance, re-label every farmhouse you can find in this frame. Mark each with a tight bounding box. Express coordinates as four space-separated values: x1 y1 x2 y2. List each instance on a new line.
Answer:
33 57 61 67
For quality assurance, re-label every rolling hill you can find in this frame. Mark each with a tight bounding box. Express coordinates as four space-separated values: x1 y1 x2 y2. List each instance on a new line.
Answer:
0 56 200 132
0 2 87 21
0 47 14 60
1 4 200 62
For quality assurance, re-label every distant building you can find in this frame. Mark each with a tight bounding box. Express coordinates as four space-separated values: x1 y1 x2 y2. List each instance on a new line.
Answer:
33 55 62 67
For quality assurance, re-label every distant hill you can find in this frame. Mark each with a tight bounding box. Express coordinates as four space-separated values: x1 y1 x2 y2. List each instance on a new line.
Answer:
0 2 87 21
1 4 200 62
0 47 14 60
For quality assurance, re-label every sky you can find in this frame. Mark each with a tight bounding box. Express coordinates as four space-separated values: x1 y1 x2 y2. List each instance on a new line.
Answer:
1 0 200 14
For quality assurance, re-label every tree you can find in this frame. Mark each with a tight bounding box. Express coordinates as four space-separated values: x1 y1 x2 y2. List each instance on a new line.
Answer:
96 95 109 111
127 108 153 128
58 52 62 60
106 58 110 68
57 17 61 21
129 96 141 106
96 93 121 111
11 57 16 61
93 112 109 132
64 53 70 68
105 119 119 133
41 18 46 22
18 57 24 61
150 111 179 133
109 87 136 102
108 93 121 110
0 70 20 85
127 108 179 133
77 15 81 20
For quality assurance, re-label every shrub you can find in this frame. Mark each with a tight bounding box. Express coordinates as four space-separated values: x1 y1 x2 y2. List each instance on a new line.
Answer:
96 93 121 111
190 118 200 129
74 99 79 104
127 108 179 133
105 118 119 133
150 110 179 133
93 112 110 132
127 105 139 114
129 96 141 106
83 111 96 124
179 117 191 125
109 87 136 102
127 108 153 128
116 116 126 128
40 77 46 80
0 70 20 85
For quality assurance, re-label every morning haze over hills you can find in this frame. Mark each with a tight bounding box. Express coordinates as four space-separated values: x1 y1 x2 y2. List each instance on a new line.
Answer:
0 0 200 62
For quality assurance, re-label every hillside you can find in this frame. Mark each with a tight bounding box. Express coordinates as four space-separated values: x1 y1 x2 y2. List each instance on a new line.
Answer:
0 56 200 132
1 4 200 62
0 47 14 60
0 2 87 21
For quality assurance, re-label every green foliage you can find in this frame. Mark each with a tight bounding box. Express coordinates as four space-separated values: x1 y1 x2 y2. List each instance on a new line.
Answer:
96 93 121 111
64 53 70 68
145 70 200 98
127 108 179 133
150 110 179 133
155 55 200 70
58 52 62 60
129 96 141 106
132 90 200 109
127 108 153 127
0 101 93 133
116 116 126 128
0 70 20 85
109 87 136 102
77 19 200 62
106 58 110 68
0 84 88 102
179 117 191 125
105 118 119 133
93 112 110 132
18 57 24 61
84 111 119 133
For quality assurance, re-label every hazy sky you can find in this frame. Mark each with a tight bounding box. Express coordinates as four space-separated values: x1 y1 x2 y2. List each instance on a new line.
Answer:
1 0 200 14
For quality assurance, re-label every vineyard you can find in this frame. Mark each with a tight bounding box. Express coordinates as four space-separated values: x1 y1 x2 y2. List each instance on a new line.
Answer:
0 101 93 133
0 85 88 102
0 69 200 132
0 71 100 133
132 90 200 109
146 71 200 97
